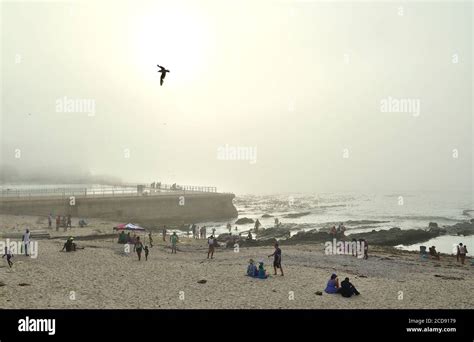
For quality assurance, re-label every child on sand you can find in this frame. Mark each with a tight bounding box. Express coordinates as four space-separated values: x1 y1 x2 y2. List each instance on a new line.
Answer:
144 246 149 261
148 233 153 248
258 260 268 279
268 242 284 276
2 247 13 268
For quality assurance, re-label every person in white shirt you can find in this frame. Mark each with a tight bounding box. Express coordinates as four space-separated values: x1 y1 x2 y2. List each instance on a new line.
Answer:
207 235 215 259
22 229 31 256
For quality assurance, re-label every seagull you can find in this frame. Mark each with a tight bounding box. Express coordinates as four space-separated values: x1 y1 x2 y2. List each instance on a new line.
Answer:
157 65 170 86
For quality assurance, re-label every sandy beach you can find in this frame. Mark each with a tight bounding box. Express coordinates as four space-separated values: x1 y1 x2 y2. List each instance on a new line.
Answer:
0 214 472 309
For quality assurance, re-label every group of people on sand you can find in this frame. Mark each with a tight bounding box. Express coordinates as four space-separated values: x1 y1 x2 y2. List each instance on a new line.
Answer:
49 213 72 232
325 273 360 297
330 223 347 238
246 243 284 278
187 224 209 239
421 242 469 264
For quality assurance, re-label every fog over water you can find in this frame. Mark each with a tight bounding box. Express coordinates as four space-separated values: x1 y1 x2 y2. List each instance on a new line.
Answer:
1 0 472 196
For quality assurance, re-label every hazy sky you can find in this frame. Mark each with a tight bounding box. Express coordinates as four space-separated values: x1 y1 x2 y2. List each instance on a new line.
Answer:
1 0 472 195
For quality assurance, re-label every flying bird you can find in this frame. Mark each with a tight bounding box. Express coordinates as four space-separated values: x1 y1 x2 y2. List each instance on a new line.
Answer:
157 65 170 86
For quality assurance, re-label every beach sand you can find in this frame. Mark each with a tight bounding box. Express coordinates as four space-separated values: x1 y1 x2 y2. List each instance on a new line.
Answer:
0 215 472 309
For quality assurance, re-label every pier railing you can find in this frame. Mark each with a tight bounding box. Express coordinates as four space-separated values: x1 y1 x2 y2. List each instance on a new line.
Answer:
0 183 218 199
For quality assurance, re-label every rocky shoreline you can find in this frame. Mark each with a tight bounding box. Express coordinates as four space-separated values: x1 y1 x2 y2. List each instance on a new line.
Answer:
218 219 474 248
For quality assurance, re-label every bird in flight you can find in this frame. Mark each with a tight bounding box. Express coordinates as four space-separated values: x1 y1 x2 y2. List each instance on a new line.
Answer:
157 65 170 86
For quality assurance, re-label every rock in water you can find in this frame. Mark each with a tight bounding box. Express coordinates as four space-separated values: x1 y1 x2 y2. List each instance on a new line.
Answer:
315 291 323 296
197 279 207 284
235 217 254 225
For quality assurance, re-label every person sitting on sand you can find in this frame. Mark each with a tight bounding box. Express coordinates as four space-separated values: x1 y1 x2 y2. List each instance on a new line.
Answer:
247 231 253 241
258 260 268 279
79 219 87 228
144 246 149 261
247 259 257 277
61 237 77 252
135 237 144 261
429 246 440 260
2 247 13 268
325 274 340 294
170 232 179 254
339 277 360 297
207 235 216 259
268 242 284 276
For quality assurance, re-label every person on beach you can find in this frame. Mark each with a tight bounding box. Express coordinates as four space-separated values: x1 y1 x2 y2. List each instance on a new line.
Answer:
144 246 149 261
56 215 61 231
268 242 284 276
325 274 340 294
48 213 52 228
135 237 144 261
339 277 360 297
67 215 72 228
458 243 468 265
212 228 216 236
247 259 257 277
234 226 238 232
2 247 13 268
162 226 167 242
247 231 253 240
338 223 346 237
254 219 261 232
227 223 232 235
330 226 337 238
61 237 77 252
257 260 268 279
429 246 440 260
170 232 179 254
362 239 368 259
207 235 216 259
148 232 153 248
22 229 30 257
274 218 279 228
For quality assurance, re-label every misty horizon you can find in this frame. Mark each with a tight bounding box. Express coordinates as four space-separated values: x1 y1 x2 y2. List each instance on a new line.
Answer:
1 0 472 195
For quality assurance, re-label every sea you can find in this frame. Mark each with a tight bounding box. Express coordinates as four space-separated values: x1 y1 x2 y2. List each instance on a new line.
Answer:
1 184 472 254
